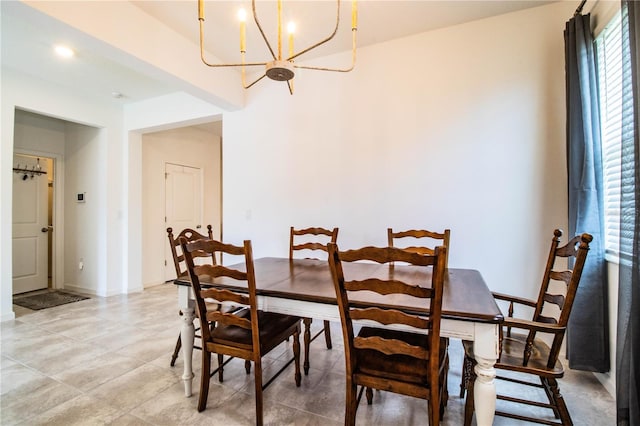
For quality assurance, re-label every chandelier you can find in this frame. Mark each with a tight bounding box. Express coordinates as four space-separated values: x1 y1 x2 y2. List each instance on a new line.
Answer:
198 0 358 95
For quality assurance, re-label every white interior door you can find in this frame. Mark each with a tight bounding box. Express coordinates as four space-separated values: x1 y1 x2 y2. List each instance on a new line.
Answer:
164 163 203 282
12 154 49 294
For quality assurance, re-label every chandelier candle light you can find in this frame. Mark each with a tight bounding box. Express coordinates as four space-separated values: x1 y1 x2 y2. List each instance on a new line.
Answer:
198 0 357 95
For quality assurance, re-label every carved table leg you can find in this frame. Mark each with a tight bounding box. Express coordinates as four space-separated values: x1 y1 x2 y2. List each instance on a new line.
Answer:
472 323 499 426
473 356 497 426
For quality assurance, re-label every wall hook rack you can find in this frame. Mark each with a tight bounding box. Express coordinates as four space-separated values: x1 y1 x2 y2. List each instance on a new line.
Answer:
13 160 47 180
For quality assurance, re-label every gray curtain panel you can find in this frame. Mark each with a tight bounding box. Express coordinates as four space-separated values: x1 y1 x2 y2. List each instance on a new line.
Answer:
564 13 610 372
617 2 639 425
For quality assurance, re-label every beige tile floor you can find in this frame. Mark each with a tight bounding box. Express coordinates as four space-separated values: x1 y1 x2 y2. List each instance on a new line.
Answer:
2 284 615 425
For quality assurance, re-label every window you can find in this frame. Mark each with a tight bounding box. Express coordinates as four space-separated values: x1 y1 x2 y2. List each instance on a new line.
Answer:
596 5 634 261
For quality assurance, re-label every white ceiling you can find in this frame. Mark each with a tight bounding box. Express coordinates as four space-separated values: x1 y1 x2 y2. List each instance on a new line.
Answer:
132 1 556 64
1 1 556 106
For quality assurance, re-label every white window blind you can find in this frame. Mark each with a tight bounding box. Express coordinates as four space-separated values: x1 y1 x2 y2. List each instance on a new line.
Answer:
596 5 634 260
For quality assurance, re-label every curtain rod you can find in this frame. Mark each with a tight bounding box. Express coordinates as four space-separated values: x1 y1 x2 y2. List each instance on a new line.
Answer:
574 0 587 16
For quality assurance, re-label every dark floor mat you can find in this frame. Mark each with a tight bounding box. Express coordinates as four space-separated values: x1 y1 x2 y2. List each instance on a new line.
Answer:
13 290 90 310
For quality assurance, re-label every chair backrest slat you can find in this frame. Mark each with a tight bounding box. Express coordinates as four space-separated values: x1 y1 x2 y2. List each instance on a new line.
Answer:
167 225 215 279
195 264 249 281
339 246 437 266
543 293 566 310
289 226 338 260
200 287 250 306
345 278 433 298
350 307 430 329
387 228 451 267
206 310 252 330
354 335 429 359
549 270 573 284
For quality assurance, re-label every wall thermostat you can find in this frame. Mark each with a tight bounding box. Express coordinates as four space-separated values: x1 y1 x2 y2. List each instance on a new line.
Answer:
77 193 85 203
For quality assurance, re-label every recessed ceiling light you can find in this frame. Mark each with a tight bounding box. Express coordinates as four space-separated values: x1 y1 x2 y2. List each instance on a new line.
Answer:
54 45 74 58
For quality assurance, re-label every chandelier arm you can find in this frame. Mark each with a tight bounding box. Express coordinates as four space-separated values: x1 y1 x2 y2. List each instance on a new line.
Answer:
293 28 357 73
252 0 278 61
244 73 268 89
287 0 341 62
203 62 267 68
286 80 294 95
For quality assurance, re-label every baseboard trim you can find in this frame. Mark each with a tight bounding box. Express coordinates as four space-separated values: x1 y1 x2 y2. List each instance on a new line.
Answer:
143 281 166 289
62 284 145 297
1 311 17 322
62 284 99 297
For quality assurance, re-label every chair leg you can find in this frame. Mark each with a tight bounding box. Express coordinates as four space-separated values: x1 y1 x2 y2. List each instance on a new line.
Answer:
459 355 467 398
170 334 182 366
463 361 476 426
440 352 450 417
323 320 333 349
429 384 440 426
460 353 474 398
198 350 211 412
541 376 561 419
443 349 450 406
254 359 264 426
365 387 373 405
345 378 358 426
245 360 251 374
546 377 573 425
303 317 312 375
293 328 302 386
217 354 224 382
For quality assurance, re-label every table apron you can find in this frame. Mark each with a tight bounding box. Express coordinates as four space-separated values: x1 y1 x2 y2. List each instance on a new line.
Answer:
257 294 498 346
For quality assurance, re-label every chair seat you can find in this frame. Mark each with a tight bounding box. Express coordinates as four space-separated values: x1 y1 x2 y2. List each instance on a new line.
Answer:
500 332 564 377
211 309 302 353
356 327 448 384
463 333 564 378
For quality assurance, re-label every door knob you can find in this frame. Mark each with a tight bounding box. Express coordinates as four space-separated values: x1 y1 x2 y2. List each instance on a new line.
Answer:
41 226 53 233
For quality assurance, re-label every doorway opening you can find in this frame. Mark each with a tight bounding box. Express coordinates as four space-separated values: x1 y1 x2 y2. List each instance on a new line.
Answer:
140 121 223 288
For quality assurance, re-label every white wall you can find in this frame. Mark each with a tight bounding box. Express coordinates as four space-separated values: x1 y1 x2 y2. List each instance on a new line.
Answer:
141 126 222 287
14 110 66 154
222 2 574 301
63 122 105 295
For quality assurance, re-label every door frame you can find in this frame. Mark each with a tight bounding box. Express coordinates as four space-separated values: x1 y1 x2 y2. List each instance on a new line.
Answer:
13 148 65 292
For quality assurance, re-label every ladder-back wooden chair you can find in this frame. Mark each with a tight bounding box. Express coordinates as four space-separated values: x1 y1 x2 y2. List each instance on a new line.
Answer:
328 243 449 425
289 226 338 374
388 228 451 268
182 238 302 425
387 227 452 404
460 229 593 425
167 225 215 366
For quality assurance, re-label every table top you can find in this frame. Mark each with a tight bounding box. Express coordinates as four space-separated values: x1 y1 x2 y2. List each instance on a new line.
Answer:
175 257 503 324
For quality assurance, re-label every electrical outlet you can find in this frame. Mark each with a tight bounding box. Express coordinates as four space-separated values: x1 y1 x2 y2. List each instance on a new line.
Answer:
79 259 84 270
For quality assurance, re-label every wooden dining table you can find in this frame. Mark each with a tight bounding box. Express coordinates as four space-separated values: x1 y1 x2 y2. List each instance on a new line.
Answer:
174 257 503 426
